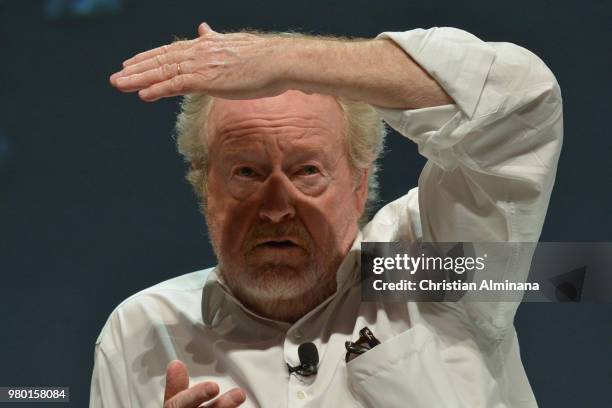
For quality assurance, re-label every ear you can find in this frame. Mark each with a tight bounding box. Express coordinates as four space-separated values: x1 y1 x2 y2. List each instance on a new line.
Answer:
354 168 369 216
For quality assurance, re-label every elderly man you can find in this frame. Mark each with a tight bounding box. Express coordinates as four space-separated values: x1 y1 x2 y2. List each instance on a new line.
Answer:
90 23 562 407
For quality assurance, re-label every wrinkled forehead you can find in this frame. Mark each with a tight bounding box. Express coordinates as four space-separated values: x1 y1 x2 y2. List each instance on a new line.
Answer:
205 91 347 147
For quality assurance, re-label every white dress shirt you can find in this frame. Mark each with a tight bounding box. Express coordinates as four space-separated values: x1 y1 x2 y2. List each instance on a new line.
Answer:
90 27 563 408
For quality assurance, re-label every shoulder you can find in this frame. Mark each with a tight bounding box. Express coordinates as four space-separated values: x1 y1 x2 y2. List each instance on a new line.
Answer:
94 267 215 348
362 187 422 242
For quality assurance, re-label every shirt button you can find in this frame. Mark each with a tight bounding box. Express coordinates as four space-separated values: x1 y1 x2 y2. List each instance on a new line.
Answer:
294 329 303 339
296 390 307 400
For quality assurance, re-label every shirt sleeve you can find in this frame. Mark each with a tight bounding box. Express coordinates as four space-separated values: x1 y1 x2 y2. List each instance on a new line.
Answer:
89 317 131 408
373 27 563 335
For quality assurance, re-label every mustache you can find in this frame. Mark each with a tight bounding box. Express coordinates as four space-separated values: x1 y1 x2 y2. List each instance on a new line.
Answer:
245 221 313 251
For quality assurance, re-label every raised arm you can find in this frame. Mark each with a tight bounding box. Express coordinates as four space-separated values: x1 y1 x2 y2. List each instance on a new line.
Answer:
110 22 452 109
367 27 563 336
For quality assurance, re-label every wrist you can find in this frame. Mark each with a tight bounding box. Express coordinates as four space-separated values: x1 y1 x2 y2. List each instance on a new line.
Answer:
280 37 354 96
258 36 298 96
278 37 400 103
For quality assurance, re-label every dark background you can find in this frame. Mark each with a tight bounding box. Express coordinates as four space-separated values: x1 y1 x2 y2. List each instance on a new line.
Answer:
1 0 611 406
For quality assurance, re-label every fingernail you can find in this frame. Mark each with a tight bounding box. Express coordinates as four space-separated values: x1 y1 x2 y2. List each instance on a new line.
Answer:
230 389 245 403
205 383 218 396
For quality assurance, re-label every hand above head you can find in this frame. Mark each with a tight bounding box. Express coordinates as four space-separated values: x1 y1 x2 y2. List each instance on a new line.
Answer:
110 22 451 109
110 22 291 102
163 360 246 408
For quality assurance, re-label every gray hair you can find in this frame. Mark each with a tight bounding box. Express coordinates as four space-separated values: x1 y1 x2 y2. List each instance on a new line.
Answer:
174 32 386 227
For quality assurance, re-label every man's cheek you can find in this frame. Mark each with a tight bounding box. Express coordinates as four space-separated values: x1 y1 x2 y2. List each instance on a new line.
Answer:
206 199 248 255
294 200 340 248
222 205 260 251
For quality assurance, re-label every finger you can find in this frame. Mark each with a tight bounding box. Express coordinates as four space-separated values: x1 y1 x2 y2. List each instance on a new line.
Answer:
164 360 189 402
198 22 215 37
112 47 194 85
122 39 196 68
115 62 188 92
207 388 246 408
138 73 198 102
165 382 219 408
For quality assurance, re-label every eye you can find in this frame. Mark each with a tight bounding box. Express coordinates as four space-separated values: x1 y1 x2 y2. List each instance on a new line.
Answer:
235 166 257 178
298 165 320 176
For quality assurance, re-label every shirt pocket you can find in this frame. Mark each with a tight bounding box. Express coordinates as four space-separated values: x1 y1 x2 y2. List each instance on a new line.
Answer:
346 324 465 408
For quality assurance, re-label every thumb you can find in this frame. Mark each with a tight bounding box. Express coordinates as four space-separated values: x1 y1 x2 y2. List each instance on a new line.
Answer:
164 360 189 402
198 22 215 36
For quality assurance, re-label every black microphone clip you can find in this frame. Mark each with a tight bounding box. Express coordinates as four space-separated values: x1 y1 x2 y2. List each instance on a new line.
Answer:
287 342 319 377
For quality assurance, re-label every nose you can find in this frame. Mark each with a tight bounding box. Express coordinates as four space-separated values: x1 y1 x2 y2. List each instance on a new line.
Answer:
258 173 296 223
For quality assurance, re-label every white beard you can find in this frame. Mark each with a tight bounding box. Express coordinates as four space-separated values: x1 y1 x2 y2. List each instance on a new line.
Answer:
218 255 340 322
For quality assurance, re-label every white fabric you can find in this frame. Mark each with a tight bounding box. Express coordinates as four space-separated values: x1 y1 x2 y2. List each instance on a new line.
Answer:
90 27 563 408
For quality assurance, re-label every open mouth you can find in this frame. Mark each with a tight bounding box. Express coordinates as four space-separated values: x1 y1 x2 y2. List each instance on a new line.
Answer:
253 238 303 250
256 240 299 249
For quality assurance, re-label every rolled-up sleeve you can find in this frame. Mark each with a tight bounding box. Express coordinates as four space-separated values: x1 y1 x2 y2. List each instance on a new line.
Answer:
373 27 563 333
